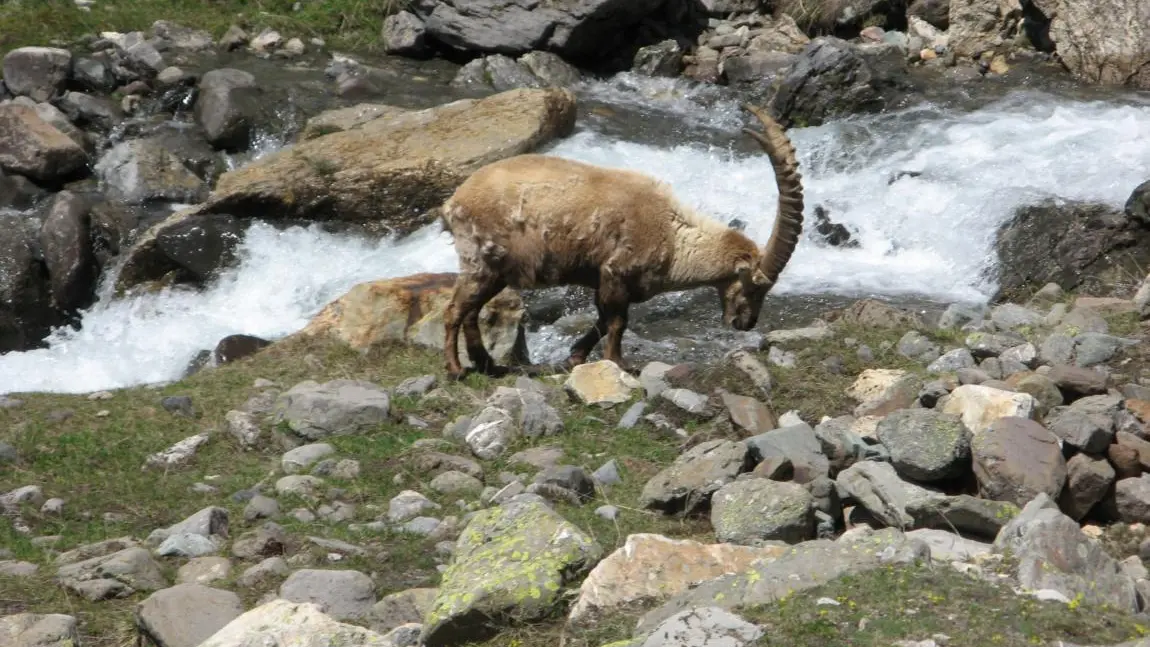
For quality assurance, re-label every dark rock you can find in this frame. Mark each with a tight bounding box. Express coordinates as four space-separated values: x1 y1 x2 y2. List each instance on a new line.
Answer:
876 408 971 482
162 395 196 417
0 169 47 211
1058 453 1114 521
452 54 543 91
992 198 1150 302
72 56 116 92
723 51 796 84
213 334 271 365
0 216 61 352
153 214 249 283
533 465 596 501
54 91 123 132
38 191 98 313
766 37 913 128
810 205 860 248
1126 179 1150 227
519 51 583 86
194 68 264 151
410 0 670 64
1046 364 1108 400
908 0 949 29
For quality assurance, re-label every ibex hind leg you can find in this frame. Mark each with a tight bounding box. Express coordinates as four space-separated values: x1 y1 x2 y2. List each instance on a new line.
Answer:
444 273 507 380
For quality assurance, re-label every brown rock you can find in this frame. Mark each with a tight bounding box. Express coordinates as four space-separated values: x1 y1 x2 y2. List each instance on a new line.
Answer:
720 392 776 436
1047 364 1108 398
566 533 787 627
1058 453 1116 520
1116 432 1150 472
0 103 87 183
971 417 1067 506
295 272 528 369
114 87 578 291
825 298 923 329
1110 442 1143 480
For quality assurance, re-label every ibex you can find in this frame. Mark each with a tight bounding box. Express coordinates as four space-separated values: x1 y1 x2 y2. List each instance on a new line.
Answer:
440 103 805 380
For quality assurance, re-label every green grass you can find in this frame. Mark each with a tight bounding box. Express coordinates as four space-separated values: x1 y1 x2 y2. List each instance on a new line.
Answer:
0 336 708 646
0 0 409 58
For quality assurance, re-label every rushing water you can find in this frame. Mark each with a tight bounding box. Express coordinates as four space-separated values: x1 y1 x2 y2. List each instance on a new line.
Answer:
2 72 1150 394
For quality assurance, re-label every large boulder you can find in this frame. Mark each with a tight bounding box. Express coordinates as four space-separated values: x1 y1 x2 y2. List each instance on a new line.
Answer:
766 37 913 128
409 0 669 63
1030 0 1150 89
298 272 529 370
114 87 577 292
0 103 88 184
194 68 265 151
992 197 1150 301
421 495 602 646
94 138 208 204
39 191 98 312
1 46 72 102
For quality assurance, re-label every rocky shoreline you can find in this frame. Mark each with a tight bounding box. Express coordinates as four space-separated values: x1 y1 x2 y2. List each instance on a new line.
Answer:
6 285 1150 646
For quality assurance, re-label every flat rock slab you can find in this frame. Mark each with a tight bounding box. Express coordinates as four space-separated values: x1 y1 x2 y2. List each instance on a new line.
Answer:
136 583 245 647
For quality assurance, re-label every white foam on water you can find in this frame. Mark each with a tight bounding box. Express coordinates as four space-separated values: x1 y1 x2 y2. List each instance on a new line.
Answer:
0 223 459 395
3 77 1150 394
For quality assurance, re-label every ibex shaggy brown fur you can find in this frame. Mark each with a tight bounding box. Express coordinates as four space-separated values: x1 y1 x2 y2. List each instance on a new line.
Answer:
440 103 805 379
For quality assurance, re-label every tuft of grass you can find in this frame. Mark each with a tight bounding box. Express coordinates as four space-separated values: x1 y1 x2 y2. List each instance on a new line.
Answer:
0 0 410 58
741 564 1150 647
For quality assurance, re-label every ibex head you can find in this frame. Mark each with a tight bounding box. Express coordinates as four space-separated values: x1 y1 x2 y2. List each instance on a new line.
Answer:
717 104 806 332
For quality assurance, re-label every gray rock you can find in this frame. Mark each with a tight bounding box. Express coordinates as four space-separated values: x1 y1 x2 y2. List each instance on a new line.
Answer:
194 68 264 150
464 406 517 459
1075 332 1138 367
534 465 596 501
813 415 880 473
383 10 429 57
897 330 940 362
876 408 971 482
640 439 749 513
430 471 484 496
282 443 336 474
279 568 377 621
990 303 1045 330
635 607 763 647
367 587 437 634
768 37 912 128
660 387 711 415
927 348 976 373
938 302 984 329
421 496 602 646
633 39 684 77
156 533 222 558
272 379 391 440
237 556 290 589
56 547 168 600
243 495 280 522
226 410 262 449
1043 406 1113 453
197 598 394 647
1116 475 1150 524
745 423 829 481
0 613 80 647
274 474 324 497
994 494 1138 613
137 583 245 647
410 0 665 62
1040 333 1076 366
593 459 622 486
147 506 229 546
395 374 437 397
388 490 441 523
177 556 232 586
518 51 582 86
711 479 815 544
95 137 207 204
906 528 992 562
0 560 39 577
618 401 647 429
2 47 71 101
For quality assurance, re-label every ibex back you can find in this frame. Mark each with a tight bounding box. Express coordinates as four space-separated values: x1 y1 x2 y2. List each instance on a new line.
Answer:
439 103 805 379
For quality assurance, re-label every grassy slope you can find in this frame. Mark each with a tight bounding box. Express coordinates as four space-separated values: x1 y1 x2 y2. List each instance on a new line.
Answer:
0 0 408 58
1 316 1147 647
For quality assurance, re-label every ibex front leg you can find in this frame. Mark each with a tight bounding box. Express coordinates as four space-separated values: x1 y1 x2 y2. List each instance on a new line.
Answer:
444 273 507 380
